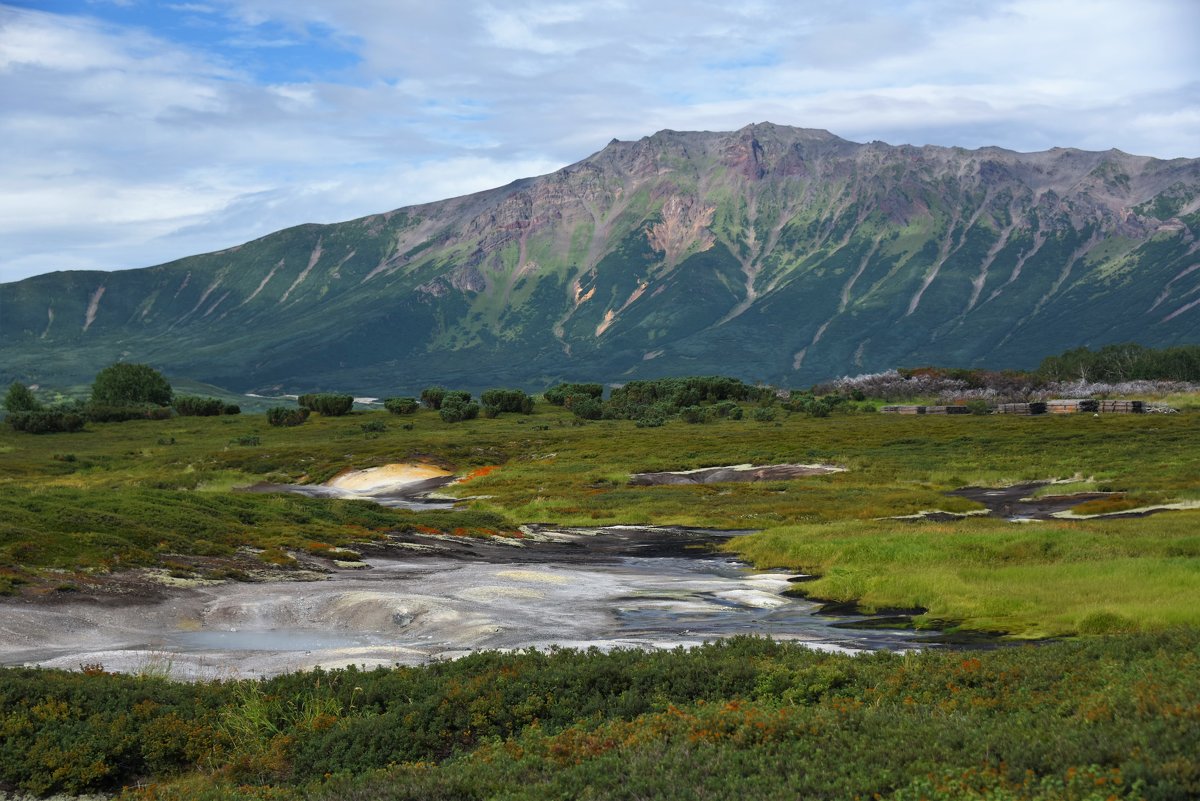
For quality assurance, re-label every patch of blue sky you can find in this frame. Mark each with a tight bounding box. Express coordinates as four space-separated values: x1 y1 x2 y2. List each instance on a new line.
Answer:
6 0 363 84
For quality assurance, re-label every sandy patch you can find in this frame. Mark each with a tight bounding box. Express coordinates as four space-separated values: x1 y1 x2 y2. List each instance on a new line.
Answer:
458 586 546 602
496 569 569 584
327 463 452 493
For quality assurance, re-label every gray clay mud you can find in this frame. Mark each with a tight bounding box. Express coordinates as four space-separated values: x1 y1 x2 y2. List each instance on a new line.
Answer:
0 526 926 680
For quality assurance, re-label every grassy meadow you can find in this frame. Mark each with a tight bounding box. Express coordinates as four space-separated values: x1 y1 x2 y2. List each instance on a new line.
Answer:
3 396 1200 799
1 399 1198 636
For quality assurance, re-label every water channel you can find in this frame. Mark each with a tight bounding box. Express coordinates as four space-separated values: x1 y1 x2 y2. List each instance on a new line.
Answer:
1 466 934 679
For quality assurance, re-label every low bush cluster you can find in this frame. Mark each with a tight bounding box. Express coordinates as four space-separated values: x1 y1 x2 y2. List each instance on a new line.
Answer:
298 394 354 416
5 410 85 434
480 389 534 416
439 393 479 423
173 396 239 416
83 404 173 423
420 386 447 409
266 407 310 427
382 397 419 415
0 631 1196 799
543 382 603 406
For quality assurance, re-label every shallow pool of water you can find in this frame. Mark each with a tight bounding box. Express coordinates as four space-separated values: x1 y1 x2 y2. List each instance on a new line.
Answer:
3 527 925 680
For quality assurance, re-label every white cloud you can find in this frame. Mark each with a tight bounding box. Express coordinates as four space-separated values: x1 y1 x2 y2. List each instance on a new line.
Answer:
0 0 1197 283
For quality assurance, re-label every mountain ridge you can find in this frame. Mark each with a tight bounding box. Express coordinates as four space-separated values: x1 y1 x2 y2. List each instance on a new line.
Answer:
3 122 1199 393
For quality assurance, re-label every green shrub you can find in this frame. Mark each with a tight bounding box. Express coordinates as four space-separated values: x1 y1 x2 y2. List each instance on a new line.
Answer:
90 362 172 406
84 404 172 423
570 397 603 420
173 396 225 416
420 386 447 410
544 382 604 406
6 410 86 434
679 405 705 423
634 412 665 428
223 404 241 415
808 401 831 418
709 400 740 418
383 397 419 415
966 399 991 415
480 389 534 414
439 397 480 423
230 435 261 446
3 382 40 412
297 394 354 416
752 407 777 423
360 420 387 433
266 407 310 427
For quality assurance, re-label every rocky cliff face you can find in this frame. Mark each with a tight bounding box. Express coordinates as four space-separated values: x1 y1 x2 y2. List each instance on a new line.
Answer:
3 123 1198 393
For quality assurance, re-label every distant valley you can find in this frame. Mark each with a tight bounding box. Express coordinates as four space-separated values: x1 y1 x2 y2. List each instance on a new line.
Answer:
2 122 1198 394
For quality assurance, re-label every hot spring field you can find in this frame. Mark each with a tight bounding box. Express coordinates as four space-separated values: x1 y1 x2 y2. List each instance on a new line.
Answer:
1 402 1198 799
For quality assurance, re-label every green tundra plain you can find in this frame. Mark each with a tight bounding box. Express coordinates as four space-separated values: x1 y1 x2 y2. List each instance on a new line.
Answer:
1 383 1199 799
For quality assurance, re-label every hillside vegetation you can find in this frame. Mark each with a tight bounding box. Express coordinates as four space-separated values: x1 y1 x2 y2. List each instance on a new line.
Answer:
3 124 1199 393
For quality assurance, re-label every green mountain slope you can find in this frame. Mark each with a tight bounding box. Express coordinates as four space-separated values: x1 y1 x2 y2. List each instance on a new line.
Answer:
3 123 1199 393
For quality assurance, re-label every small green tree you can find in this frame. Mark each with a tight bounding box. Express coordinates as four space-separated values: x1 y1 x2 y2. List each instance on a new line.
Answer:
90 363 172 406
4 382 40 412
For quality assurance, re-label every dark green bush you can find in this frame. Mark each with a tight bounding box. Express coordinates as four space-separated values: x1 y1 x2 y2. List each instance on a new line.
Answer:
298 394 354 416
384 397 420 415
710 400 740 418
360 420 387 433
90 362 172 406
607 376 757 419
420 387 448 410
480 389 534 414
570 397 603 420
84 404 172 423
543 383 604 406
6 410 85 434
752 407 777 422
679 405 705 423
266 407 310 427
223 404 241 415
439 397 479 423
172 396 225 416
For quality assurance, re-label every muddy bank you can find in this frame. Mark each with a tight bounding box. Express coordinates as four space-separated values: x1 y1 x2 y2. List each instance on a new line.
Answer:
950 484 1196 521
630 463 843 486
0 526 926 680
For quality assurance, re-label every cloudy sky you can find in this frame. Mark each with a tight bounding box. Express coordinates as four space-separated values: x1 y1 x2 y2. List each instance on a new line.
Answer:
1 0 1197 283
